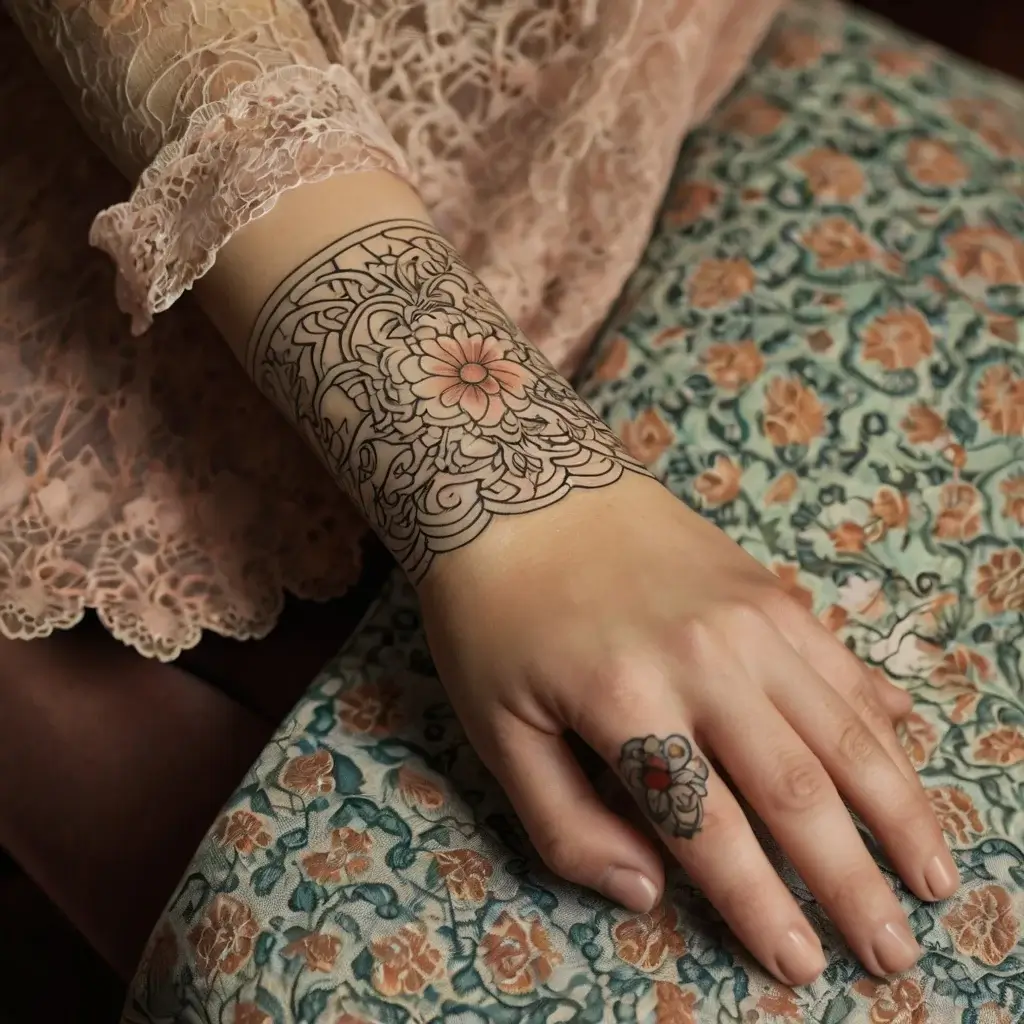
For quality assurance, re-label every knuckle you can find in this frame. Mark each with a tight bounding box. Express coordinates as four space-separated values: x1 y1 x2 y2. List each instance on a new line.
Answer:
768 753 830 814
836 716 876 765
675 618 720 669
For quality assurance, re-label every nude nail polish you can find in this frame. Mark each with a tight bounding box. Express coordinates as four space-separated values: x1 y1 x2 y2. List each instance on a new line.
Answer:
924 853 960 900
601 867 659 913
871 920 921 975
776 928 826 986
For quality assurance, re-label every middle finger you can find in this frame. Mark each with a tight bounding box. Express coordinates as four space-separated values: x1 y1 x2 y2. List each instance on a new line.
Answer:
700 693 922 977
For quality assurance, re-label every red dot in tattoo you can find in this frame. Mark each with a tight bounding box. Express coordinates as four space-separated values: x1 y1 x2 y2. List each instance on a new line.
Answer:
642 756 672 791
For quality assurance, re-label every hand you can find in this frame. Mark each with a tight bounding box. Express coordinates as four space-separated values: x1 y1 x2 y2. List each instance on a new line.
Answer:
418 473 959 986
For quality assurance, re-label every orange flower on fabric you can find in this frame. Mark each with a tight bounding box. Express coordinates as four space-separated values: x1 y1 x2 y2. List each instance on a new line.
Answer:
621 409 674 465
301 827 372 884
397 765 445 810
927 786 985 844
371 924 443 996
688 258 756 309
795 148 866 201
756 986 804 1020
977 366 1024 436
831 521 867 553
974 727 1024 767
283 932 342 972
902 404 946 444
765 472 799 506
723 95 785 136
771 28 823 69
595 336 629 381
862 309 934 370
875 49 929 76
694 456 742 507
763 378 825 446
930 647 991 723
214 810 272 856
906 138 969 186
975 548 1024 613
853 978 929 1024
976 1003 1014 1024
802 217 873 269
404 325 532 427
613 904 686 971
234 1005 272 1024
187 896 259 978
480 913 563 994
338 681 404 736
772 563 815 611
280 750 335 797
702 340 763 390
946 227 1024 286
900 711 938 768
1000 475 1024 524
666 182 718 227
942 886 1019 965
948 100 1024 158
872 487 910 529
851 93 899 128
654 982 700 1024
433 848 493 902
934 483 982 541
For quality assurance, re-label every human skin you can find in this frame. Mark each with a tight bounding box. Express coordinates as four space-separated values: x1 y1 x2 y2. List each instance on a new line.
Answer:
194 170 958 986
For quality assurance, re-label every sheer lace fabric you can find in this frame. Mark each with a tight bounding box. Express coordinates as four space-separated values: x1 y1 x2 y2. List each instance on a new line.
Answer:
0 0 778 657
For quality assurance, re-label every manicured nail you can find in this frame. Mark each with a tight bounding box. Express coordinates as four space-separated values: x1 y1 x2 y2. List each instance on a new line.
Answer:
924 853 960 900
601 867 659 913
871 920 921 975
776 927 826 986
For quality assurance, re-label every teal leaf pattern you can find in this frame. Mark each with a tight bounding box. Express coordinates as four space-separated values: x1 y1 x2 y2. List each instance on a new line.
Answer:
125 4 1023 1023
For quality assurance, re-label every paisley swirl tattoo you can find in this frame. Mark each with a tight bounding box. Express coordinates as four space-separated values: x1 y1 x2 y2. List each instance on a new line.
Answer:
248 219 650 581
619 734 710 839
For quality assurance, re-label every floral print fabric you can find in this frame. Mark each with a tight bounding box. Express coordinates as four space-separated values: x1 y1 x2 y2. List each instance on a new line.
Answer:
125 4 1024 1022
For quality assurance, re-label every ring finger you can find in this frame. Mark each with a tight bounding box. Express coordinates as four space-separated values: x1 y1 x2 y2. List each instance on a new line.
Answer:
578 703 828 986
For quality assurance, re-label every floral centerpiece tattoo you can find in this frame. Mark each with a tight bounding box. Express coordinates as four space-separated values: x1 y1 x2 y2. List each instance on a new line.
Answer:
620 734 711 838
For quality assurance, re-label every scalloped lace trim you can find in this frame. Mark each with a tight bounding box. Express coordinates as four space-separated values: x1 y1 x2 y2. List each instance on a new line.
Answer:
89 64 414 334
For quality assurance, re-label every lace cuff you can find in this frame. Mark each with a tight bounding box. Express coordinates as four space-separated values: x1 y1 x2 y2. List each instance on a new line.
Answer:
90 64 414 334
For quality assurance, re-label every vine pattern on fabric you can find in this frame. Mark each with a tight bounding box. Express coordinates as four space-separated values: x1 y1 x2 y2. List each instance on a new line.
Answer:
248 221 649 581
126 5 1022 1021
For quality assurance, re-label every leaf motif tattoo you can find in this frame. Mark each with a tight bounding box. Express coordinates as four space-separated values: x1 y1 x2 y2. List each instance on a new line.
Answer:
619 734 710 839
248 219 650 581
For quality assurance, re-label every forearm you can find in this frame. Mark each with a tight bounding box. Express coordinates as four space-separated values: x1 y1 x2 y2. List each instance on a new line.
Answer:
196 171 651 582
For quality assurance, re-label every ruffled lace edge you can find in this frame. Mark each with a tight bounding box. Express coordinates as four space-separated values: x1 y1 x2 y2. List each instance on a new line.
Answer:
89 64 414 334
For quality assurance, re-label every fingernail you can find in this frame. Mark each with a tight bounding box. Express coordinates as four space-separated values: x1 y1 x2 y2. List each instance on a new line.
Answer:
776 927 826 986
601 867 659 913
924 853 960 900
871 920 921 975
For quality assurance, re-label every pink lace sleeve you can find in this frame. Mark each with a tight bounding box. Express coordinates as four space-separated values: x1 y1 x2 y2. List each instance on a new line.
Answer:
6 0 413 331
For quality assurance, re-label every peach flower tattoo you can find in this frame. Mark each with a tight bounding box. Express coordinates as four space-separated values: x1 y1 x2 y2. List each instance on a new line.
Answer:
249 221 649 581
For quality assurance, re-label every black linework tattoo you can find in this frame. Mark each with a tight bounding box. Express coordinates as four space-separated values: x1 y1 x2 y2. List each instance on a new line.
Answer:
248 219 650 581
619 734 710 839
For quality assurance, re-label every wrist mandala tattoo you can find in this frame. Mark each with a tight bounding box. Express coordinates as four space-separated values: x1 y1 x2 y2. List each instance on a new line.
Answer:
248 219 649 581
620 734 710 839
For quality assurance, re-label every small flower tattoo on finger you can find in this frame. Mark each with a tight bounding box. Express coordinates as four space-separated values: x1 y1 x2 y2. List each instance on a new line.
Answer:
619 734 710 838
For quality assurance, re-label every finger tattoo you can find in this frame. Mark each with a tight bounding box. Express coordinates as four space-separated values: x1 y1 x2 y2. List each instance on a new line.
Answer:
620 734 710 838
